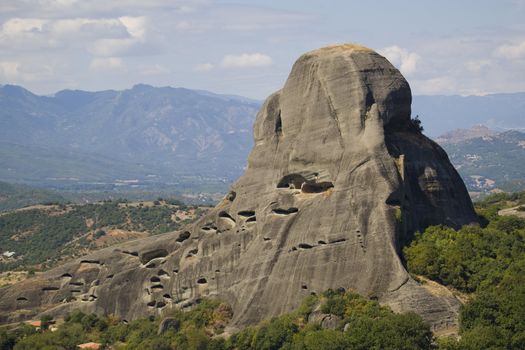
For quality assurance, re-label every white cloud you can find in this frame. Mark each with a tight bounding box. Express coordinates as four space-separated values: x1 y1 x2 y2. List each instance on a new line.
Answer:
175 5 194 13
119 16 147 40
495 40 525 60
221 53 272 68
1 1 522 99
0 16 143 53
411 76 488 96
412 77 456 95
379 46 420 76
195 54 272 72
0 61 20 80
0 60 53 82
140 64 170 75
465 59 492 73
89 57 123 71
89 38 136 56
87 16 147 56
194 63 214 71
173 20 210 33
1 18 46 35
174 21 192 30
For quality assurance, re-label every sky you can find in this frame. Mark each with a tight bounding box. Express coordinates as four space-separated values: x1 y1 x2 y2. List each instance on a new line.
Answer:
1 0 525 99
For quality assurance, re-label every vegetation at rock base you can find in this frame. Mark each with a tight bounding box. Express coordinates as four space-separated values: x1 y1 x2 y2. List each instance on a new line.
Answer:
231 290 433 350
0 291 434 350
0 199 207 272
404 191 525 349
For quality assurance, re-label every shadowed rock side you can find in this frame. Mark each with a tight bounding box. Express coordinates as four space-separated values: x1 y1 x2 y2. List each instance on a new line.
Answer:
0 44 477 331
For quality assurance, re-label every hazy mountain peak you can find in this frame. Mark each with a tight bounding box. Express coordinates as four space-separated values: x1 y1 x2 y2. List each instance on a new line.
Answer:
436 125 497 144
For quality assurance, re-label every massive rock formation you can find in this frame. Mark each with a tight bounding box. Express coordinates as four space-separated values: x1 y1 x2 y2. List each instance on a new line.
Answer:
0 44 478 330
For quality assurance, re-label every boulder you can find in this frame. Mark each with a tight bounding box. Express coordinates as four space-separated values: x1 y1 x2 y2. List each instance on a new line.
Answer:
158 317 181 335
321 314 342 330
0 44 477 331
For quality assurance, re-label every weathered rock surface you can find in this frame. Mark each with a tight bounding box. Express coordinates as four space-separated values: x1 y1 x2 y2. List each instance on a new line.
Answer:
307 306 342 330
158 317 181 335
0 44 478 330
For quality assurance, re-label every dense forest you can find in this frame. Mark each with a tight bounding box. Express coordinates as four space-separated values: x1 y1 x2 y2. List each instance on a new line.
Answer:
1 192 523 349
0 199 207 272
0 291 433 350
404 191 525 349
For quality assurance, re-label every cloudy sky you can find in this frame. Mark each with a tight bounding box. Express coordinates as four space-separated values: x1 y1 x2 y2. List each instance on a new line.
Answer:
1 0 524 99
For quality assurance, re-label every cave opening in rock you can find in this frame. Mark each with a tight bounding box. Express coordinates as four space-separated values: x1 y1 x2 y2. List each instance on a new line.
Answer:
277 174 307 189
187 248 198 256
275 111 282 135
218 211 235 221
301 181 334 193
298 243 313 249
272 207 299 215
158 269 169 277
328 238 347 244
176 231 191 243
122 250 139 257
238 210 255 217
42 286 60 291
80 259 100 265
140 249 168 265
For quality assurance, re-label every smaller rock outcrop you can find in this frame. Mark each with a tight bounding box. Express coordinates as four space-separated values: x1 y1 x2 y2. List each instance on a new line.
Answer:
158 317 181 335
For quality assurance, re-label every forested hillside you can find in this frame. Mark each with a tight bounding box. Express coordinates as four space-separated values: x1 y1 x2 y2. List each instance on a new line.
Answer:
0 199 208 273
404 191 525 349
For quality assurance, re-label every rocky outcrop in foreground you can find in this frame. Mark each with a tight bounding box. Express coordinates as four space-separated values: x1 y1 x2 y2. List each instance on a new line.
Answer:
0 44 478 331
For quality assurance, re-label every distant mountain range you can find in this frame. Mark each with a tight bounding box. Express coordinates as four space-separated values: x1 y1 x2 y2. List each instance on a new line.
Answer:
438 127 525 193
412 93 525 137
1 84 524 193
0 84 260 191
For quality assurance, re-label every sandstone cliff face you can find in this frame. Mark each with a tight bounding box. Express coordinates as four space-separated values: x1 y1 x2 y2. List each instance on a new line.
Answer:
0 44 478 330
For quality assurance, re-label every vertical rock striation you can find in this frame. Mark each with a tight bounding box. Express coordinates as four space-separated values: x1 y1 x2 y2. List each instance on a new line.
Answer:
0 44 478 331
